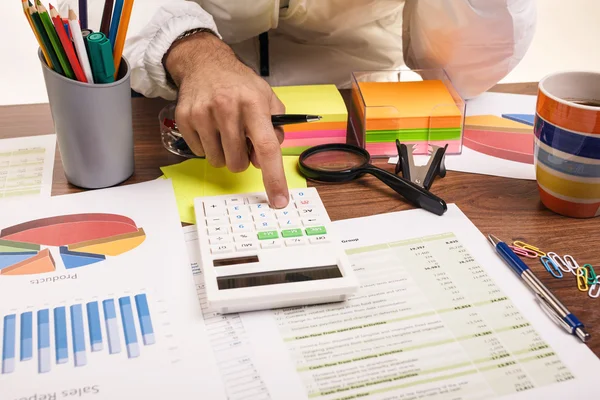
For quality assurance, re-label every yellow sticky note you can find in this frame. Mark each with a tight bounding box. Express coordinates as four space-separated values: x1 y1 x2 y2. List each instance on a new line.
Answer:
272 85 347 123
161 157 307 224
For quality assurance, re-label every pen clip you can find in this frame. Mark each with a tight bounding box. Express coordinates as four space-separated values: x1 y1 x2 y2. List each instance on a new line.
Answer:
535 293 572 333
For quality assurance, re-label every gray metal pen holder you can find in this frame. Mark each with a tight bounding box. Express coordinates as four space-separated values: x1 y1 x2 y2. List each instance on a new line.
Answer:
39 49 134 189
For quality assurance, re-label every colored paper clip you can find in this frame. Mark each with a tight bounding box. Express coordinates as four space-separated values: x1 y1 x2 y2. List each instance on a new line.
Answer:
576 267 589 292
589 283 600 298
512 241 546 257
509 245 537 259
583 264 597 285
547 252 576 275
540 255 563 278
564 254 580 273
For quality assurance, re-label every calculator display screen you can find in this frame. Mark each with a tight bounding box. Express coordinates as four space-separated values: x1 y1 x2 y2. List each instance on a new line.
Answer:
217 265 343 290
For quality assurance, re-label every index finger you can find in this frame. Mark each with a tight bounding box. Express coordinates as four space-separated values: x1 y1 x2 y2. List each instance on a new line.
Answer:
243 104 289 209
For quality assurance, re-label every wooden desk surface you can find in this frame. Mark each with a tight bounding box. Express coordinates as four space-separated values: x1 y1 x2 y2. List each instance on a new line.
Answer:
2 82 599 357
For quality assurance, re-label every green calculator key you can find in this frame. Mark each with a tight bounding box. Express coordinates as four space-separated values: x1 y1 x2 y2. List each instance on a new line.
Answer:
282 229 303 238
305 226 327 236
257 231 279 240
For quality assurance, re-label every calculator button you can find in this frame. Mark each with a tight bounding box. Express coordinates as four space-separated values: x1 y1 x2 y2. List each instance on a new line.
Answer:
250 203 270 213
295 199 315 208
228 205 250 215
247 195 268 204
211 244 233 254
261 240 282 249
302 217 323 227
236 242 258 252
279 219 301 229
229 214 252 224
299 208 319 217
208 225 230 236
309 235 329 244
225 197 244 205
255 221 277 231
253 211 275 221
285 238 307 247
209 235 232 245
306 226 327 236
204 203 227 217
276 209 299 219
206 216 227 226
257 231 279 240
282 229 303 238
234 233 254 242
291 191 314 200
232 223 252 233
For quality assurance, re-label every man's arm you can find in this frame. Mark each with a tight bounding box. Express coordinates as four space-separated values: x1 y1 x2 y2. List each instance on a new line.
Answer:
403 0 537 99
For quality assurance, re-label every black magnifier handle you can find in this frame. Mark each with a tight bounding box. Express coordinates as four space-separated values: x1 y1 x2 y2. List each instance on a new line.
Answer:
361 165 447 216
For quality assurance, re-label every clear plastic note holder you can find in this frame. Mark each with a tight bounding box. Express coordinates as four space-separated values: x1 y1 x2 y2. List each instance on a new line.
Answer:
350 69 466 158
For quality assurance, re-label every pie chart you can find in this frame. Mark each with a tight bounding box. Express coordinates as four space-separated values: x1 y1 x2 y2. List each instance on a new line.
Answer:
0 214 146 276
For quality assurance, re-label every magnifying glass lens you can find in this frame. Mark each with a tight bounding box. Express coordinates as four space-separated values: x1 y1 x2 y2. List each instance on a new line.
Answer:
301 149 368 172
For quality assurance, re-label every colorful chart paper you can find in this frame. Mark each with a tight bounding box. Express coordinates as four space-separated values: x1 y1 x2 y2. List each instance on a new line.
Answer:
0 214 146 275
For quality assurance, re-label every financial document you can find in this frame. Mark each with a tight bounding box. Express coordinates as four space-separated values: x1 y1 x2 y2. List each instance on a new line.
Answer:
0 134 56 200
184 226 272 400
240 205 600 400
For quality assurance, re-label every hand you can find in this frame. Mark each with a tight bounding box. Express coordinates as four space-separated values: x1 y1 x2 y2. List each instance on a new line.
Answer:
165 32 289 208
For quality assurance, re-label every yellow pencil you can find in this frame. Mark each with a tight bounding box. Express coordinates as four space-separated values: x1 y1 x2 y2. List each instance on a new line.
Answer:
21 0 52 67
112 0 134 79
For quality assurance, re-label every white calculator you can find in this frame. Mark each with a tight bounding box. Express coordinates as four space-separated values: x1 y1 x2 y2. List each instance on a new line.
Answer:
193 187 359 313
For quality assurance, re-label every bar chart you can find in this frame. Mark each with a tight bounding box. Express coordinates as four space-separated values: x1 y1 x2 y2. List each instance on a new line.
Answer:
1 293 155 375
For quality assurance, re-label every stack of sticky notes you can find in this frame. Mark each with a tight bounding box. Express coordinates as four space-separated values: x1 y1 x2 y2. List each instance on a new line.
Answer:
272 85 348 155
351 80 463 156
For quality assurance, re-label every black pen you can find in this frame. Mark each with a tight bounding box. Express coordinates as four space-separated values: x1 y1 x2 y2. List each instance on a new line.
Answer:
163 114 321 131
271 114 321 126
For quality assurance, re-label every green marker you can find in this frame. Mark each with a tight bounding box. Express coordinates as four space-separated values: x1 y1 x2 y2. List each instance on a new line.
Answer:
86 32 116 84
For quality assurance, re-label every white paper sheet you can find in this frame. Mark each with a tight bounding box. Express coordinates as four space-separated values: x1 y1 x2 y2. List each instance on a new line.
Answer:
0 134 56 201
240 205 600 400
389 93 538 180
183 226 272 400
0 180 226 400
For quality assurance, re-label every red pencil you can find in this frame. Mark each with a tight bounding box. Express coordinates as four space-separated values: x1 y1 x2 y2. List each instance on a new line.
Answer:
49 4 87 83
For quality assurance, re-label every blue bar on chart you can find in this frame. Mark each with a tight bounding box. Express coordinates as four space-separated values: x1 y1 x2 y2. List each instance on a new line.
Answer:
70 305 87 367
2 314 16 374
103 299 122 354
134 294 155 345
119 297 140 358
86 301 103 352
54 307 69 364
38 309 50 373
20 311 33 361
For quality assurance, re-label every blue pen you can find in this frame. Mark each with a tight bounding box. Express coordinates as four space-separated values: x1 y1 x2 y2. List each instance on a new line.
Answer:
108 0 124 49
488 234 590 343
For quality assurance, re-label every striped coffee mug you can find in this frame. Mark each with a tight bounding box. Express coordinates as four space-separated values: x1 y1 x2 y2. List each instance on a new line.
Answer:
535 71 600 218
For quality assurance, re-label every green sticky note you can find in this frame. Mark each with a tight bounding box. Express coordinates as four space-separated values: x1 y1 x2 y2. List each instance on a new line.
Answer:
282 229 303 238
305 226 327 236
257 231 278 240
161 157 307 224
272 85 347 123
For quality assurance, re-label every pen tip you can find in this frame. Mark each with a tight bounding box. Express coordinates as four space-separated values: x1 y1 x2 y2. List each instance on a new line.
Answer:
487 234 501 247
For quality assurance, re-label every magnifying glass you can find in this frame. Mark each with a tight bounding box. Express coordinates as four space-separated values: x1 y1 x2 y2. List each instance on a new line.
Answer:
298 144 447 216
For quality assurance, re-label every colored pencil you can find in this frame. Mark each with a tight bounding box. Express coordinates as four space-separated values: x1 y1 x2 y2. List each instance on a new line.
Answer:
108 0 124 48
21 0 52 68
50 5 87 83
69 9 94 84
29 6 63 75
79 0 88 29
112 0 133 77
37 3 74 79
100 0 115 36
